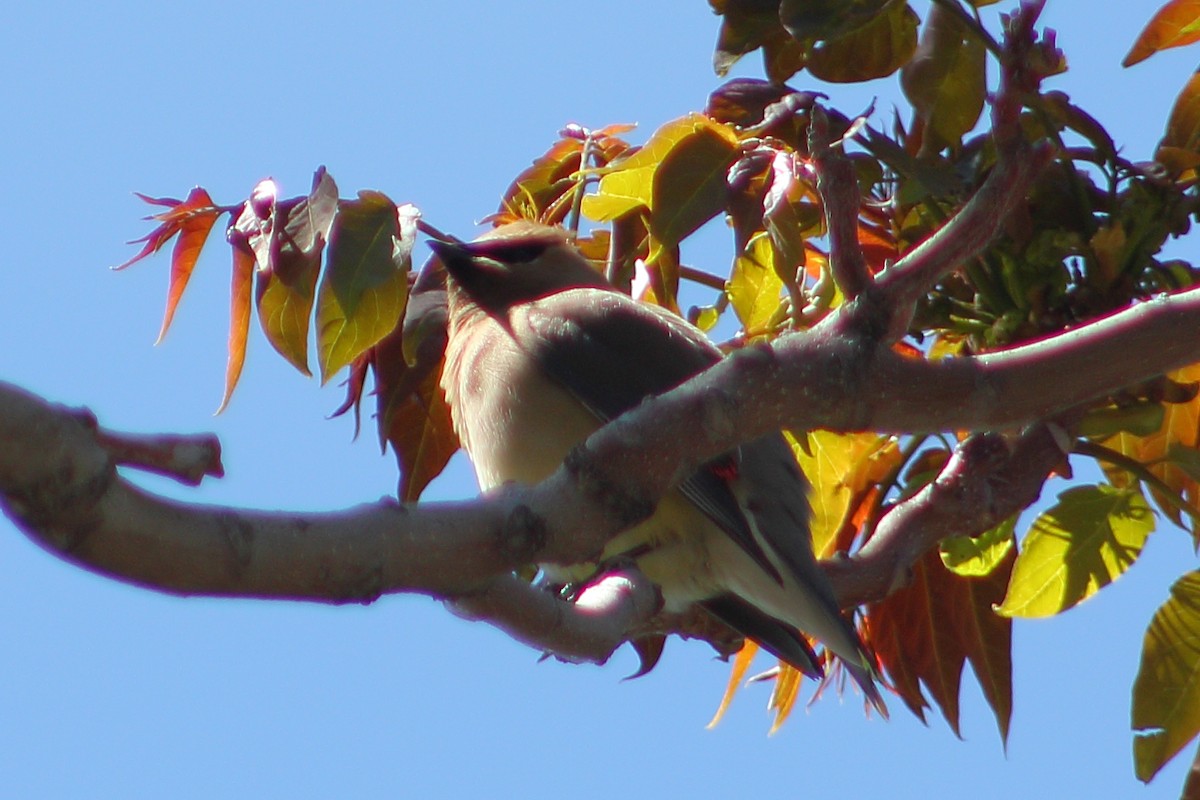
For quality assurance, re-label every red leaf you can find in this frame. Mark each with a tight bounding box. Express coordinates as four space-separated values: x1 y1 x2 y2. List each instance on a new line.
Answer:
865 547 1014 742
219 205 256 412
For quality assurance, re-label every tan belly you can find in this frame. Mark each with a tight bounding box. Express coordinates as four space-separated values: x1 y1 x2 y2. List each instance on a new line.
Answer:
442 312 720 607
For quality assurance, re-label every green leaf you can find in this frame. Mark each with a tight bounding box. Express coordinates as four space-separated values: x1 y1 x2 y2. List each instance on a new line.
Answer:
250 169 339 375
900 4 987 150
941 516 1016 577
806 1 919 83
996 486 1154 618
582 114 738 260
650 121 739 255
778 0 892 42
316 193 414 383
1132 571 1200 782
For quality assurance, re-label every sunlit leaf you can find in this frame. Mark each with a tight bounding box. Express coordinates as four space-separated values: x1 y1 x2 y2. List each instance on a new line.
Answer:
1132 571 1200 782
316 194 414 382
496 137 584 225
118 187 223 342
768 664 804 733
373 299 458 502
650 119 739 256
941 516 1016 577
789 430 900 556
1124 0 1200 67
996 486 1154 618
582 114 738 261
728 234 786 333
707 641 760 728
1103 363 1200 532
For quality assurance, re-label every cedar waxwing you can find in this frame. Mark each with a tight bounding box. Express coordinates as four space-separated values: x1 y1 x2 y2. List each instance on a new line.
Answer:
430 222 880 706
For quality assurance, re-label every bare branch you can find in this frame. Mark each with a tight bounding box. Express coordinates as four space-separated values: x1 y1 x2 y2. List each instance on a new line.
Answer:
90 422 224 485
811 109 871 299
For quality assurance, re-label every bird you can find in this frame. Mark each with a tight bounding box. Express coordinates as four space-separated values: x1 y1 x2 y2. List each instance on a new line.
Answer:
428 220 881 706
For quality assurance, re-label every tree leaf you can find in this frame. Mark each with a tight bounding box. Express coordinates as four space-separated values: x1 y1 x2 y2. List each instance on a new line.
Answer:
806 1 919 83
1132 570 1200 783
727 234 785 334
316 194 414 382
789 430 900 556
370 295 458 502
707 641 759 728
118 187 222 342
1157 71 1200 179
900 4 987 152
582 114 738 261
778 0 892 43
248 170 339 375
996 486 1154 618
219 214 256 413
650 118 739 256
1124 0 1200 67
866 547 1014 742
940 516 1016 577
710 0 790 77
1103 363 1200 533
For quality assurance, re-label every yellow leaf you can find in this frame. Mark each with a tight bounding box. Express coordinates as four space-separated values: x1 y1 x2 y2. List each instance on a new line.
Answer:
1132 570 1200 782
727 235 786 333
940 517 1016 577
790 430 897 556
582 114 738 258
996 486 1154 618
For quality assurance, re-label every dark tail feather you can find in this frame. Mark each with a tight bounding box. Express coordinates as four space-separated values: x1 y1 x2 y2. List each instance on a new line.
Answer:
702 595 823 678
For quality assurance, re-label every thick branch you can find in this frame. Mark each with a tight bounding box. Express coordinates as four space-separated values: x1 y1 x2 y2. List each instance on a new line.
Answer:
0 381 666 663
826 423 1068 607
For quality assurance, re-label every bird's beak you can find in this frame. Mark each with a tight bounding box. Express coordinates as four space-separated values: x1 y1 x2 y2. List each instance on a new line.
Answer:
426 238 468 265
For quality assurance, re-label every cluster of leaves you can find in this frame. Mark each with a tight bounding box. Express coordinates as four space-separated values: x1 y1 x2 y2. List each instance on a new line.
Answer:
119 0 1200 788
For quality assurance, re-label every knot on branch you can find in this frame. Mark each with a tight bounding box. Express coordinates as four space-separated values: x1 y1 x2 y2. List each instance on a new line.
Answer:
0 400 116 553
563 445 657 532
497 503 549 563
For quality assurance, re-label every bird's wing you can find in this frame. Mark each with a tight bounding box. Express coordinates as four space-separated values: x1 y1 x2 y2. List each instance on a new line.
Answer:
515 288 783 583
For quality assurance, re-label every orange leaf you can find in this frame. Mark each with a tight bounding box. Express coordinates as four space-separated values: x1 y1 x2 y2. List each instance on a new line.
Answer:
708 641 760 728
865 547 1014 742
219 220 255 413
1124 0 1200 67
158 188 220 343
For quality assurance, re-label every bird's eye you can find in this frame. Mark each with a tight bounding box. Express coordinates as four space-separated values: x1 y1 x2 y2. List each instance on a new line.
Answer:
483 243 547 263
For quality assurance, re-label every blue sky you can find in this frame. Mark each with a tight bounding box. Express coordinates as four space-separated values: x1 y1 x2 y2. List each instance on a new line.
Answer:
2 1 1197 797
